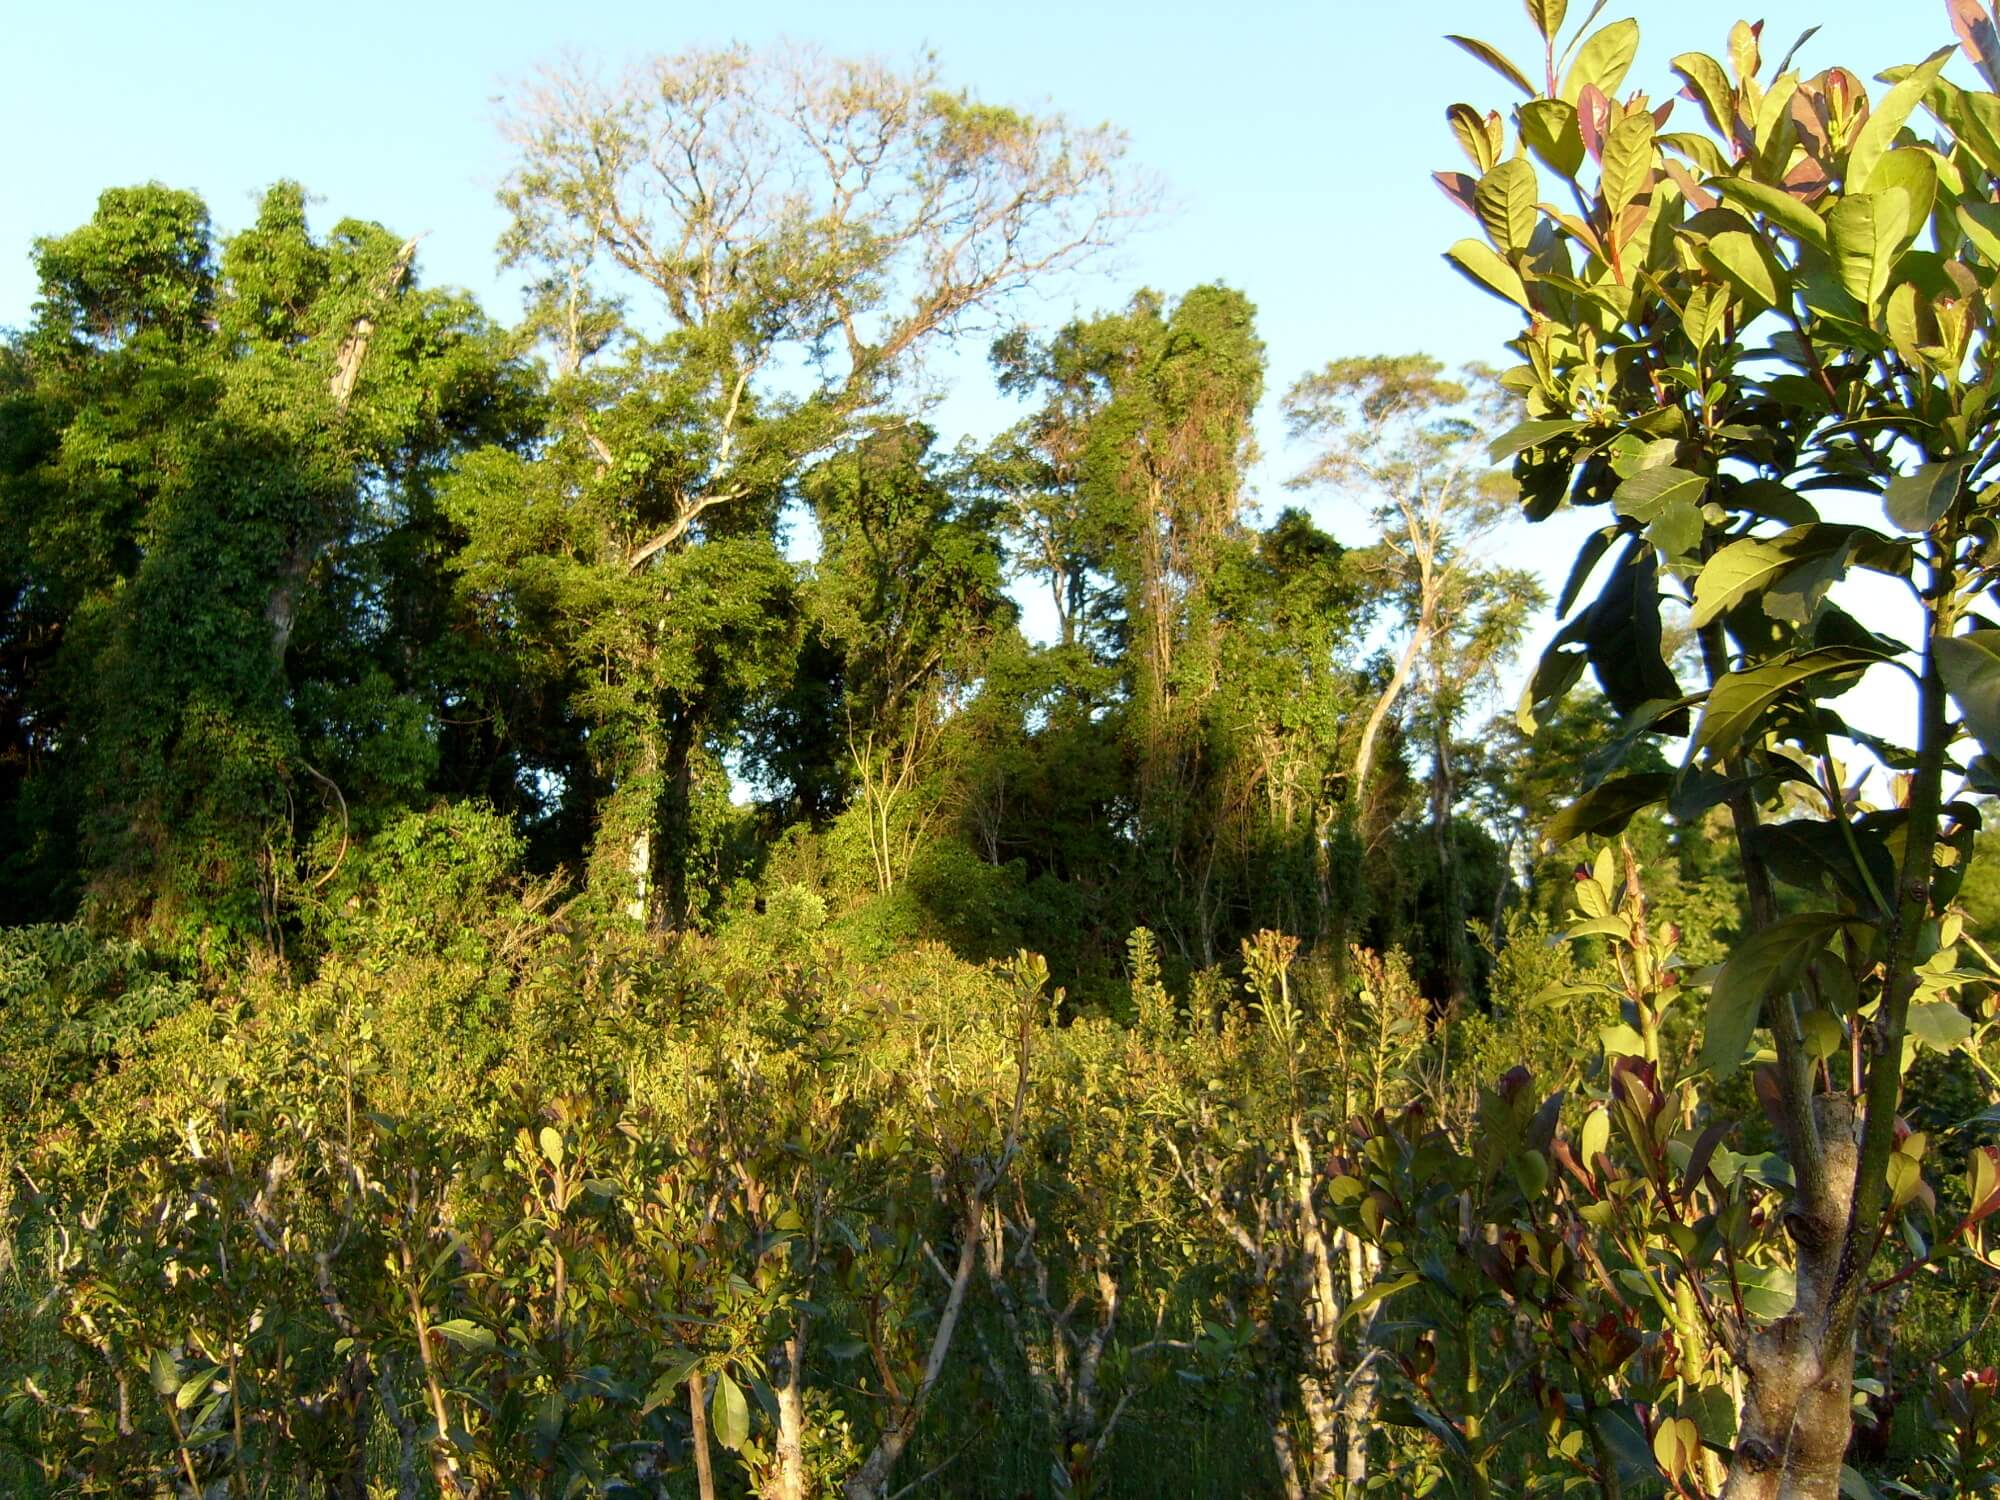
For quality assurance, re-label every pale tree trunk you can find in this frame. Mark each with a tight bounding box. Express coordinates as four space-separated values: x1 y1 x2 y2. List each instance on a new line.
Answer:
769 1322 809 1500
840 1202 983 1500
266 238 419 666
687 1371 718 1500
1340 1230 1383 1488
1425 643 1468 1007
1290 1118 1345 1493
1348 592 1432 835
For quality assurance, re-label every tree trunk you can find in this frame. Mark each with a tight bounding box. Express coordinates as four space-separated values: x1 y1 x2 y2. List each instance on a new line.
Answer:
1720 1097 1860 1500
1340 1231 1382 1487
841 1201 984 1500
687 1371 718 1500
1426 649 1467 1007
770 1323 809 1500
1349 600 1429 832
1292 1120 1344 1492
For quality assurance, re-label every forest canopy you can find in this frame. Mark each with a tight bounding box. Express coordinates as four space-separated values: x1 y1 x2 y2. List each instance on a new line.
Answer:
4 10 2000 1500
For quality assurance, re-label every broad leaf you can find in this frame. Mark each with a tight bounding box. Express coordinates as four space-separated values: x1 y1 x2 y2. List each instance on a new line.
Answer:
1477 160 1540 255
641 1347 705 1414
1936 629 2000 759
1446 239 1532 309
1827 191 1912 313
1694 647 1885 759
1600 111 1657 219
1521 98 1586 177
1712 176 1829 252
1689 526 1855 628
1908 998 1974 1051
1846 47 1955 191
1446 34 1537 96
1705 914 1856 1077
1884 456 1972 533
1671 52 1735 140
1561 18 1641 105
1545 773 1674 843
1585 540 1686 729
712 1369 751 1451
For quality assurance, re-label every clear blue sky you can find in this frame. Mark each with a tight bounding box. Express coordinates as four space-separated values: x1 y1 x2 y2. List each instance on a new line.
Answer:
0 0 1960 706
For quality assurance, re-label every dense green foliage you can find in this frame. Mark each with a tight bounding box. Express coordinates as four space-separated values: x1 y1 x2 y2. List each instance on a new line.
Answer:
3 14 2000 1500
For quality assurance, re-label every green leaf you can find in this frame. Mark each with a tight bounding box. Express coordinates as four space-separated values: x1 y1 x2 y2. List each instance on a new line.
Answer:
1936 629 2000 759
1689 526 1856 628
176 1365 222 1412
1614 465 1706 552
642 1347 705 1413
1702 230 1785 311
1684 285 1729 351
1827 192 1913 312
1518 643 1588 734
1579 1106 1611 1166
1446 34 1537 96
1601 112 1657 219
1883 456 1971 533
432 1319 497 1353
1863 149 1937 246
1445 239 1532 310
1846 46 1955 192
1958 198 2000 264
1337 1273 1420 1329
539 1126 564 1169
1671 52 1736 139
1546 773 1674 843
1561 18 1641 105
1476 159 1541 256
1908 999 1974 1051
1521 99 1586 178
149 1349 181 1398
1585 540 1685 727
1613 464 1705 519
1525 0 1567 42
1695 648 1885 759
712 1369 751 1451
1706 916 1855 1076
1711 177 1829 252
1732 1261 1799 1318
1489 417 1582 462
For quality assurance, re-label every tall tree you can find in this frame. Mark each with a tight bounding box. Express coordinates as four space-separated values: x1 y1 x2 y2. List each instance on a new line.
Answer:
472 42 1145 927
801 420 1017 893
0 183 529 953
990 286 1265 965
1285 357 1538 996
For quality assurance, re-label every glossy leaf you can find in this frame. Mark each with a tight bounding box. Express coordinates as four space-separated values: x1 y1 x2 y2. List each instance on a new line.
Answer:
1445 238 1533 308
1560 18 1641 106
1446 34 1537 96
1883 456 1971 533
1712 175 1829 252
1695 647 1885 759
1936 629 2000 759
712 1368 751 1451
1476 159 1542 256
1545 773 1674 843
1705 914 1856 1077
1845 47 1954 192
1827 191 1913 312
